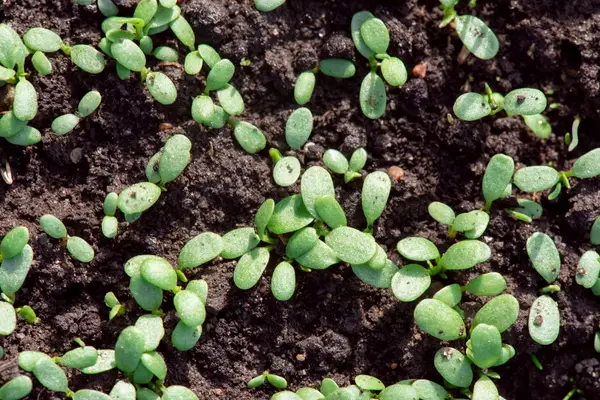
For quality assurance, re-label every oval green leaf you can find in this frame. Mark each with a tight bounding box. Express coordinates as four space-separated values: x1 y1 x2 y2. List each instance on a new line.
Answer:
320 58 355 79
325 226 376 265
71 45 105 74
528 295 560 345
572 148 600 179
146 71 177 104
66 236 94 263
503 88 547 116
294 71 316 106
465 272 506 296
440 240 491 270
267 195 314 235
115 326 145 373
391 264 431 302
454 15 499 60
472 294 519 333
360 72 386 119
233 247 270 290
273 156 301 187
414 299 466 340
453 92 491 121
285 107 313 150
233 121 266 154
434 347 473 388
526 232 560 283
396 237 439 261
178 232 223 270
381 57 407 87
271 261 296 301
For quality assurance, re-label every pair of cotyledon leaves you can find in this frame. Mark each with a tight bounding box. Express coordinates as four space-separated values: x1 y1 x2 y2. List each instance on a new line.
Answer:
454 88 547 121
351 12 408 119
39 215 94 262
51 90 102 136
293 58 356 105
323 148 367 184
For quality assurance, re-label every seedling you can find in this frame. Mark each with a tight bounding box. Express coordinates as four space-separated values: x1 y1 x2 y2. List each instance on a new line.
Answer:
350 12 408 119
565 115 581 152
505 199 543 223
427 202 489 239
248 371 288 389
438 2 499 61
523 113 552 139
513 147 600 199
323 148 367 183
270 149 301 187
294 58 356 105
454 86 547 121
104 292 125 321
39 215 94 262
482 154 514 211
285 107 313 150
51 90 102 136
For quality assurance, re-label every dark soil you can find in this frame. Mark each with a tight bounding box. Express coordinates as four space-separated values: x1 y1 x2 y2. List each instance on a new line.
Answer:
0 0 599 399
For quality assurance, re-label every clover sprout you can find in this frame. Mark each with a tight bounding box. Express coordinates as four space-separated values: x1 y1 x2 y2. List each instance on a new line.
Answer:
178 232 223 270
351 12 408 118
523 114 552 139
391 264 431 302
454 87 546 121
528 295 560 345
362 171 391 229
565 116 581 152
104 292 125 321
472 294 519 333
527 232 560 283
33 358 69 393
51 90 102 135
272 154 301 187
465 272 506 296
505 198 543 223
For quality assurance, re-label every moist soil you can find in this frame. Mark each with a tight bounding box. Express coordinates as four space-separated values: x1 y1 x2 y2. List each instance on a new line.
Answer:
0 0 599 399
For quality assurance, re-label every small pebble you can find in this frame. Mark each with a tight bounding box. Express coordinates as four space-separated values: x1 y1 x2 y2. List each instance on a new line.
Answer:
70 148 83 164
412 62 428 78
388 166 405 181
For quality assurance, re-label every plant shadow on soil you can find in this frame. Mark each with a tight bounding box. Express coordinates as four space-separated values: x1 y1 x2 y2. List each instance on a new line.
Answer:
1 0 599 399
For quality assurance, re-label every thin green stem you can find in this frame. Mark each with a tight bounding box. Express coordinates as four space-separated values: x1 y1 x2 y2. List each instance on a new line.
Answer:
530 354 543 370
269 148 282 164
539 284 561 293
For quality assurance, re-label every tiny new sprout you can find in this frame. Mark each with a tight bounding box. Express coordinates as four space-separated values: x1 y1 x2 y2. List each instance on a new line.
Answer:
437 2 499 61
427 202 490 240
104 292 125 321
513 147 600 199
323 148 367 183
51 90 102 135
454 85 547 121
294 58 356 106
351 12 408 119
565 115 581 152
248 371 288 390
39 215 95 263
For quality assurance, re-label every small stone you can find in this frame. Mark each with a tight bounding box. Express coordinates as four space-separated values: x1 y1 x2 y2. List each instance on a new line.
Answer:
388 166 405 181
70 148 83 164
296 353 306 361
412 62 428 78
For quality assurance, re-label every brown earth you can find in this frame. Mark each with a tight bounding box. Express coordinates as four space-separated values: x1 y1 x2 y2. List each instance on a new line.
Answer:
0 0 599 399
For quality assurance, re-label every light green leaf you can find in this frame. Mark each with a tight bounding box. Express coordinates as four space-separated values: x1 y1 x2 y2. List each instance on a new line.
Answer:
217 84 244 115
355 375 384 391
433 283 462 307
414 299 466 340
146 71 177 104
514 166 560 193
0 244 33 297
111 39 146 72
526 232 560 283
66 236 94 262
184 51 203 75
391 264 431 302
192 95 215 124
483 154 514 207
273 156 301 187
325 226 376 265
0 302 16 335
33 358 68 392
5 125 40 146
351 11 376 58
469 324 502 368
178 232 223 270
233 121 266 154
125 255 164 277
1 226 29 260
528 295 560 345
162 386 198 400
472 294 519 333
434 347 473 388
115 326 145 373
576 250 600 288
203 105 228 128
271 261 296 301
466 272 506 296
140 257 177 291
58 346 98 369
141 351 167 380
255 0 286 12
492 344 516 367
353 259 399 288
315 195 347 229
234 247 270 289
140 36 154 56
23 27 62 52
19 352 52 372
170 16 195 50
197 44 221 68
323 149 349 174
319 58 355 78
130 273 163 311
171 321 202 351
440 240 491 270
98 0 119 16
255 198 275 240
81 350 116 374
13 79 37 121
396 237 439 261
428 202 455 225
523 114 552 139
51 114 80 135
206 59 234 91
320 378 339 396
0 24 28 70
116 62 131 80
572 148 600 179
135 314 164 352
503 88 547 115
379 384 418 400
31 51 52 75
221 227 260 259
134 0 158 25
381 57 407 87
362 171 391 227
360 17 389 54
159 134 192 183
285 227 318 259
360 72 386 119
78 90 102 118
295 387 324 400
268 195 314 234
294 71 316 105
186 279 208 304
272 392 301 400
295 240 339 270
411 380 447 400
464 211 489 239
118 182 161 214
174 290 206 326
0 375 33 400
301 166 335 218
452 212 477 232
0 111 27 138
109 381 136 400
71 45 105 74
286 107 313 150
453 92 491 121
454 15 499 60
153 46 179 62
591 216 600 245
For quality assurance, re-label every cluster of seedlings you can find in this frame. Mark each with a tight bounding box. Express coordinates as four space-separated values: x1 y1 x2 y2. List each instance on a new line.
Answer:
0 1 598 399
